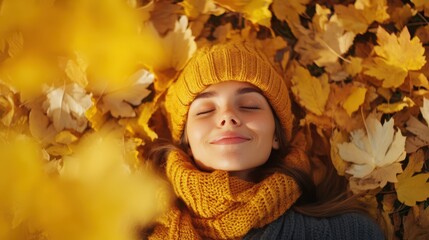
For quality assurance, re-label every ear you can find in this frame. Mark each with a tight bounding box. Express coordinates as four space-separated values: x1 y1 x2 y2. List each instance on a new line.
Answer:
272 136 279 150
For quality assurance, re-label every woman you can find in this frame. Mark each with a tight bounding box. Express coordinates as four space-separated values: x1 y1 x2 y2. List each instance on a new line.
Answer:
145 42 384 239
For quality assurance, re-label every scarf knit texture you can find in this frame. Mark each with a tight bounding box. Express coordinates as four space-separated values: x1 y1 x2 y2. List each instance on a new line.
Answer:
148 150 304 240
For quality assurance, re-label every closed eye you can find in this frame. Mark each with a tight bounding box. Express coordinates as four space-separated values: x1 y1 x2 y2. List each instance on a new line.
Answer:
196 109 214 115
240 106 260 110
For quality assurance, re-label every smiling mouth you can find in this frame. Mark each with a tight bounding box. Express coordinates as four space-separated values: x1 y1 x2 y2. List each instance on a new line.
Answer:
210 137 250 145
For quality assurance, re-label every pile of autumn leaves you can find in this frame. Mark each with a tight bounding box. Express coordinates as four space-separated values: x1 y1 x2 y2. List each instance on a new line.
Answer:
1 0 429 239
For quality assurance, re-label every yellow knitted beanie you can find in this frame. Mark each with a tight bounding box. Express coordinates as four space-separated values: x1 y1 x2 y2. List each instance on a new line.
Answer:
165 41 293 143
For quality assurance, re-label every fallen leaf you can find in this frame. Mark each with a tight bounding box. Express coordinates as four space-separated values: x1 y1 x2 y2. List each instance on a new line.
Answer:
398 149 425 180
345 57 363 77
28 105 57 146
349 162 403 192
271 0 310 37
403 204 429 240
150 0 182 35
364 58 408 88
85 99 108 131
214 0 273 27
334 0 389 34
374 27 426 71
181 0 224 19
342 87 367 116
65 52 88 88
314 15 356 67
396 173 429 206
148 15 197 71
137 101 159 141
55 130 78 145
338 114 406 178
100 69 153 118
330 129 348 176
365 27 426 88
377 96 415 114
43 83 92 133
389 3 416 30
291 64 330 116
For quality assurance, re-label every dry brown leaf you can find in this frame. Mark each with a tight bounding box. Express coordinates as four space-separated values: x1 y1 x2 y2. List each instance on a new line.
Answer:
271 0 310 37
334 0 389 34
403 204 429 240
388 3 416 30
150 0 182 35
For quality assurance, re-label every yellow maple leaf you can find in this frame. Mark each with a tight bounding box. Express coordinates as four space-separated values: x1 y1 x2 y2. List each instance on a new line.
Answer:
395 173 429 206
291 64 330 116
364 58 408 88
365 27 426 87
374 27 426 71
342 87 367 116
214 0 273 27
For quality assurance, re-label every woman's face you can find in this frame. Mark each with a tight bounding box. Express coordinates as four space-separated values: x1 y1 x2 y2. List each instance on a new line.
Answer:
186 81 278 173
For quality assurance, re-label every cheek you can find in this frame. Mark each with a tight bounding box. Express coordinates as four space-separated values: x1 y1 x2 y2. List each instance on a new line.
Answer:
247 115 276 136
186 119 211 147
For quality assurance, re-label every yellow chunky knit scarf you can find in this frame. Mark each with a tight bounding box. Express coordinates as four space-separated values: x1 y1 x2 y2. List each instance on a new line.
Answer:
149 150 304 240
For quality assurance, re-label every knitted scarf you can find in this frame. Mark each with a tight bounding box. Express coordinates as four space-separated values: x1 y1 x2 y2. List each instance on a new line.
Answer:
148 150 305 240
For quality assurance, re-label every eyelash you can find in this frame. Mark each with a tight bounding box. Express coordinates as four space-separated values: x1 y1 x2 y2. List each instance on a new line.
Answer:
196 109 214 115
196 106 260 115
240 106 260 110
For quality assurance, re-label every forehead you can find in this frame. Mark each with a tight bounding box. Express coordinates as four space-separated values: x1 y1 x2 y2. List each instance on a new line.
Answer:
200 81 258 93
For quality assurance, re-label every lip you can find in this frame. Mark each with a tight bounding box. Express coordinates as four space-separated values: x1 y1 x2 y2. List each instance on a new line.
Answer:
210 133 250 145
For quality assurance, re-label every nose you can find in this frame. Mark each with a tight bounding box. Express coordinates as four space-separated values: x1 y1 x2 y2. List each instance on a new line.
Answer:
218 110 241 127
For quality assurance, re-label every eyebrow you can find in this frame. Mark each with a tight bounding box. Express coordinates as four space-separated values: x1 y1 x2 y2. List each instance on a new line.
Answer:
194 87 263 100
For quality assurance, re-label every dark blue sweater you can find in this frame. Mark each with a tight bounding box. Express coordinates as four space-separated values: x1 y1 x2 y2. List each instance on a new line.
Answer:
244 210 385 240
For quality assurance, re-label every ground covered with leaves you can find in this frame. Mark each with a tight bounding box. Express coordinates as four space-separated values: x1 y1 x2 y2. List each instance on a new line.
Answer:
1 0 429 239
